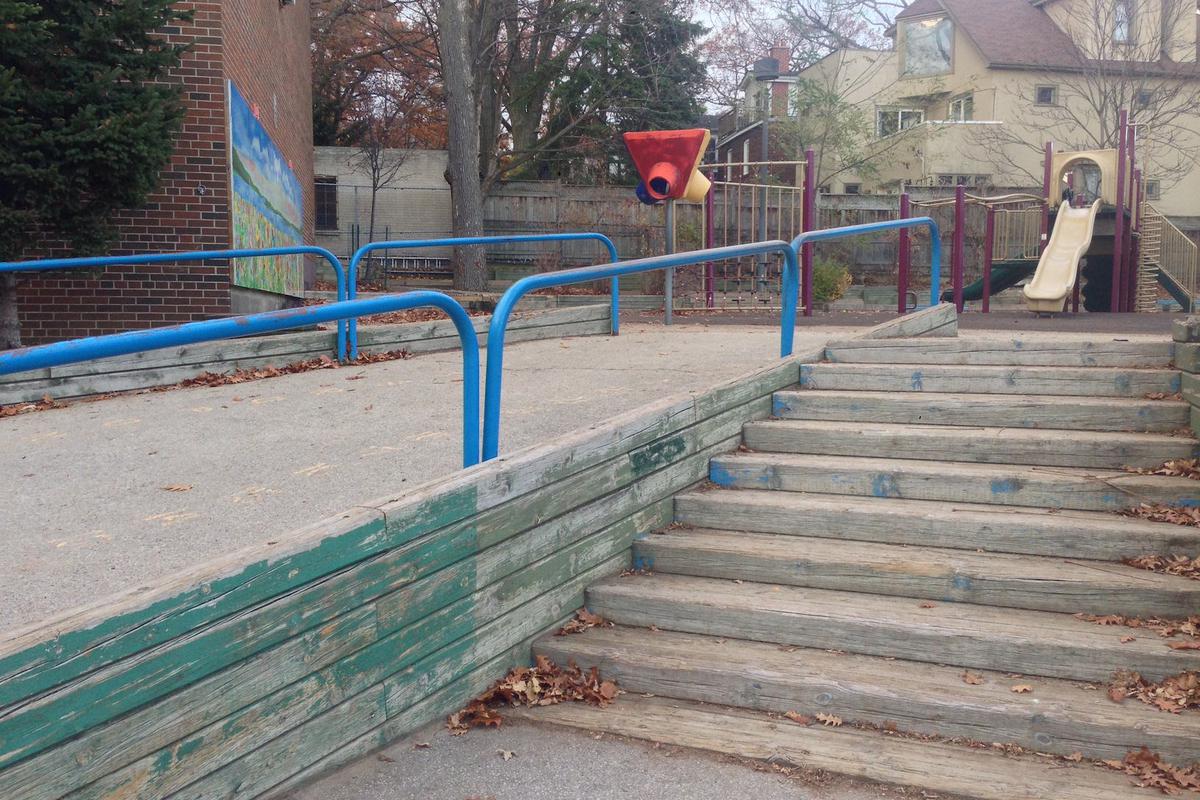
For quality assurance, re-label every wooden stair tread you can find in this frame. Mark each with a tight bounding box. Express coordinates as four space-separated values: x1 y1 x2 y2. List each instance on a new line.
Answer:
535 625 1199 763
823 337 1173 367
708 451 1200 511
635 529 1200 616
673 489 1200 560
586 574 1200 682
509 695 1169 800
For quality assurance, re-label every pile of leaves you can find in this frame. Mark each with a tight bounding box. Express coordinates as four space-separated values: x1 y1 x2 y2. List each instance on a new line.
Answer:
1118 504 1200 528
305 296 487 327
446 655 619 734
1127 459 1200 480
1075 613 1200 644
1103 747 1200 795
1109 670 1200 713
174 351 411 389
1126 554 1200 580
555 609 612 636
0 394 62 418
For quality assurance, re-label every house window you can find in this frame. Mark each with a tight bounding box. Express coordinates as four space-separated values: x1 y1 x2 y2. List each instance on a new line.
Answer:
1135 89 1153 108
877 108 925 138
901 16 954 76
949 93 974 121
1035 85 1058 105
843 183 862 195
1145 179 1161 200
315 177 338 231
1113 1 1132 44
817 185 832 194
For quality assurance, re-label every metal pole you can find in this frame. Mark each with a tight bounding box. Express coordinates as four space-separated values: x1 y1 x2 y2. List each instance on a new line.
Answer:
802 149 816 316
898 193 911 314
983 205 995 314
953 184 966 312
705 186 716 308
664 199 675 325
757 89 770 290
1112 109 1128 313
1041 141 1054 255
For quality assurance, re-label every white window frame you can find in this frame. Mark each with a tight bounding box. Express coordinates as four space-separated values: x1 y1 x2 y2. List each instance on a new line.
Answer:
1145 179 1161 200
1113 1 1133 44
876 107 925 138
948 93 974 122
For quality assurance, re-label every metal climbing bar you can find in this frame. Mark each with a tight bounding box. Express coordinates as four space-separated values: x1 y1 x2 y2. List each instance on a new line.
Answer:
792 217 943 309
0 291 483 468
348 233 621 359
0 246 352 362
481 240 800 461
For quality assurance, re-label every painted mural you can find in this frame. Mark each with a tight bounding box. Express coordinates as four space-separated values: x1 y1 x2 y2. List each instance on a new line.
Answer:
228 80 304 297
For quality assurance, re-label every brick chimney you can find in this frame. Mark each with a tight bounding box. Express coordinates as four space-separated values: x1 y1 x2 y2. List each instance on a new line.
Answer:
769 45 790 73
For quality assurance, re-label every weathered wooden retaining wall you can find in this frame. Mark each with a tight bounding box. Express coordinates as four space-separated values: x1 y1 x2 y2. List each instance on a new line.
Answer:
0 348 813 800
0 303 609 405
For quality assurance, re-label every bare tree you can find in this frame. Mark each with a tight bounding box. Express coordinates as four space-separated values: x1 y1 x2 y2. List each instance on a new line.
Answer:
967 0 1200 191
351 108 411 284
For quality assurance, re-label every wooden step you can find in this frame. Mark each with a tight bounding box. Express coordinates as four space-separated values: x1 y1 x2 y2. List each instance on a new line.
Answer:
509 696 1168 800
634 529 1200 617
535 626 1200 763
586 574 1200 682
709 452 1200 510
742 419 1197 470
772 389 1190 432
825 337 1174 367
800 363 1180 397
674 490 1200 561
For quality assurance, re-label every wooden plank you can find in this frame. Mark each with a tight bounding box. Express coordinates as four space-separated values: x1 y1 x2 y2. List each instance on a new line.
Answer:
1173 317 1200 343
535 626 1200 763
708 452 1200 511
772 390 1191 432
510 696 1167 800
855 303 957 340
163 554 627 800
586 574 1200 682
799 363 1182 397
673 489 1200 561
741 419 1198 469
67 516 640 800
637 529 1200 617
1173 342 1200 373
826 338 1174 368
0 349 793 710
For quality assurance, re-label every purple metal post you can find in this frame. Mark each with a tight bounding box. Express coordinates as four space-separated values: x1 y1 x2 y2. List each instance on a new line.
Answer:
953 184 966 312
982 205 995 314
802 149 816 316
897 193 911 314
1112 110 1129 312
1041 142 1054 255
704 185 716 308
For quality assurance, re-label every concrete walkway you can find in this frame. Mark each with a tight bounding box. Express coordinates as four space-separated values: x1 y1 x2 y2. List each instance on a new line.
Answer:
2 323 854 634
283 716 931 800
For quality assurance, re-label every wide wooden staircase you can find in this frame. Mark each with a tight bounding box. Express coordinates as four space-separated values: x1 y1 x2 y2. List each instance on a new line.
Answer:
515 336 1200 799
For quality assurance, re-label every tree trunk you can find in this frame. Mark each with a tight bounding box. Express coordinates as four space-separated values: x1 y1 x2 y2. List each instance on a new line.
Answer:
0 274 22 350
365 186 378 285
438 0 487 292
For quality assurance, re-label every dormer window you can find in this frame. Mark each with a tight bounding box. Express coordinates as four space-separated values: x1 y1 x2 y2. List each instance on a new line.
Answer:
901 16 954 76
1113 1 1133 44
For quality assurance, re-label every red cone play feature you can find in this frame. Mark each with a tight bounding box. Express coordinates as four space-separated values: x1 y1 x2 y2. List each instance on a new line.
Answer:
623 129 712 203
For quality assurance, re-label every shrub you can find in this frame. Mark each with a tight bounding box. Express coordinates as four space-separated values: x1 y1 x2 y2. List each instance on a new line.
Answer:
811 257 853 303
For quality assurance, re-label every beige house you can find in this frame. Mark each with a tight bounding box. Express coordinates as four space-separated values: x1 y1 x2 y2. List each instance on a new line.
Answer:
720 0 1200 224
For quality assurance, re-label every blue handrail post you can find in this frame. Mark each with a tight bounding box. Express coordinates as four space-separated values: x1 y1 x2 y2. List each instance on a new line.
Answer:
481 240 797 461
790 217 942 310
0 292 481 467
0 247 351 362
348 233 621 360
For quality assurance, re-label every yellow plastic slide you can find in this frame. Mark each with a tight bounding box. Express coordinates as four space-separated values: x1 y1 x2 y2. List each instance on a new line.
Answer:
1023 200 1101 312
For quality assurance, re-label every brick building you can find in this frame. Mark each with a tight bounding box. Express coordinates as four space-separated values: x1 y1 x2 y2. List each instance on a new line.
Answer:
16 1 315 345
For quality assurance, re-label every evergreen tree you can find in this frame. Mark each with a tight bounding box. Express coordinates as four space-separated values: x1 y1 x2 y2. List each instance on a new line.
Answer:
0 0 190 348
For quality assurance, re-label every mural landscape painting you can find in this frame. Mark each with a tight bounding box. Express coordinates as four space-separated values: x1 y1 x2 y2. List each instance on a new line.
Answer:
228 80 304 296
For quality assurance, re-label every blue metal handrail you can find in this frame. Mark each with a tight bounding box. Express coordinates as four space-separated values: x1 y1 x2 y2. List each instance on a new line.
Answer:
0 291 482 467
0 246 352 362
791 217 943 308
348 233 620 359
481 240 800 460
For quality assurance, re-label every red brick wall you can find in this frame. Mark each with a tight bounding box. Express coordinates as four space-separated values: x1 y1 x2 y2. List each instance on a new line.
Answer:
16 0 314 345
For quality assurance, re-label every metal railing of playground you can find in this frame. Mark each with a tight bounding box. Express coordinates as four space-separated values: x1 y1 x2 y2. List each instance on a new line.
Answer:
0 247 352 361
348 233 620 359
481 240 801 461
0 291 483 467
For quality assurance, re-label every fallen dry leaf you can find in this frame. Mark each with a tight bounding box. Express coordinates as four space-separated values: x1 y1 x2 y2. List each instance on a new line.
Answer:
1075 613 1200 641
1118 504 1200 528
1121 636 1137 643
1168 641 1200 651
1101 746 1200 795
497 749 515 761
1126 554 1200 580
815 713 843 727
961 671 985 686
918 602 936 609
161 484 193 492
1109 670 1200 713
1127 458 1200 480
784 711 813 725
1010 685 1033 694
556 609 613 636
414 742 430 749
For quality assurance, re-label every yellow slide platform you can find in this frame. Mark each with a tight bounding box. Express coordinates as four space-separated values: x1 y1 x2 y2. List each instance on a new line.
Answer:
1023 200 1101 313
